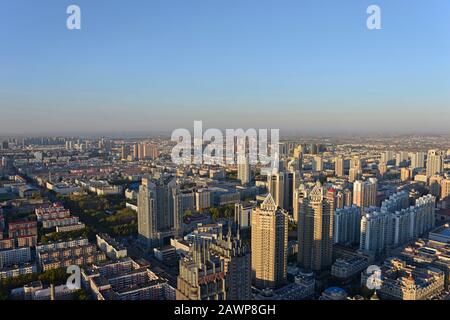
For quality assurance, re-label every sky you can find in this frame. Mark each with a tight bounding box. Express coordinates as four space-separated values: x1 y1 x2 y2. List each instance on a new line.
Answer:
0 0 449 136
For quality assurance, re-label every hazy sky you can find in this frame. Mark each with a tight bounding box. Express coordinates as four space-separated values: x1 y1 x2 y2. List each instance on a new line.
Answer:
1 0 449 135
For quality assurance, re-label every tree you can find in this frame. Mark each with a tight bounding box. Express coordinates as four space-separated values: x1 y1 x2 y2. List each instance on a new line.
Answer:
209 208 220 220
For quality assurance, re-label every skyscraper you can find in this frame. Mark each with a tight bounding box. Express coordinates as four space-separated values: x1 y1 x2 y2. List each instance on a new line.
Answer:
441 179 450 209
312 156 323 172
137 175 179 249
333 205 360 246
293 183 308 223
360 193 435 256
350 157 362 170
237 155 251 186
410 152 425 170
335 155 345 177
209 227 252 300
293 144 303 173
378 162 388 178
348 167 362 183
396 151 409 167
359 209 389 256
267 172 285 210
381 151 394 165
352 178 377 209
283 171 294 213
176 239 226 300
297 183 334 272
426 150 443 177
251 194 288 289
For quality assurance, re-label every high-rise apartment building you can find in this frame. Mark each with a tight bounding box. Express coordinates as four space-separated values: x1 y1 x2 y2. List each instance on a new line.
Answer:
429 175 443 198
297 183 334 272
237 155 251 186
441 179 450 208
360 193 435 256
349 167 362 183
333 205 360 246
350 157 362 170
312 156 323 172
267 172 285 210
401 168 411 181
410 152 425 170
396 151 409 167
352 178 378 209
137 175 180 249
381 151 394 165
209 228 252 300
251 194 288 289
293 145 303 173
335 156 345 177
379 162 388 178
426 150 443 177
176 239 226 300
360 209 389 256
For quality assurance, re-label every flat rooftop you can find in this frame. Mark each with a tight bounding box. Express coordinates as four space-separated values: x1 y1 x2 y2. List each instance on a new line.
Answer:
431 225 450 237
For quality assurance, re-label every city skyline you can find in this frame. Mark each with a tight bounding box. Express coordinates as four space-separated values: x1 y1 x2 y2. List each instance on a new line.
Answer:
1 0 450 134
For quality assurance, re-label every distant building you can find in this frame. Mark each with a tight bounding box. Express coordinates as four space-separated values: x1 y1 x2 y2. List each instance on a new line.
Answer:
237 155 251 186
335 156 345 177
352 178 377 209
426 150 443 177
267 172 285 210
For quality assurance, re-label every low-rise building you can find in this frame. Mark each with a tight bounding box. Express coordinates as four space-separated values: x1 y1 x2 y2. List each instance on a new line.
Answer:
361 257 445 300
96 233 127 260
82 258 175 300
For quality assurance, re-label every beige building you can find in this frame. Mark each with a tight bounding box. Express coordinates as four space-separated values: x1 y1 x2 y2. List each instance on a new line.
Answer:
267 172 285 209
176 240 226 300
298 182 334 272
426 149 443 177
251 194 288 289
400 168 411 181
335 156 345 177
353 178 377 208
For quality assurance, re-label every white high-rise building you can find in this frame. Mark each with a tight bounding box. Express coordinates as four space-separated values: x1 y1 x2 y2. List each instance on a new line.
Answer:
360 193 435 256
381 151 394 164
360 209 389 256
410 152 425 170
426 150 443 177
396 151 409 167
333 205 360 246
312 156 323 172
237 155 251 185
335 156 345 177
353 178 377 208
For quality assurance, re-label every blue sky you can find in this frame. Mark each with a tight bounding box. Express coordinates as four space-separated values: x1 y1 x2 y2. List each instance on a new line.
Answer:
0 0 449 135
